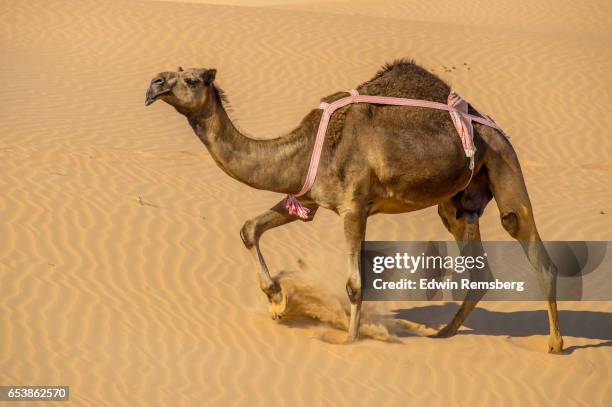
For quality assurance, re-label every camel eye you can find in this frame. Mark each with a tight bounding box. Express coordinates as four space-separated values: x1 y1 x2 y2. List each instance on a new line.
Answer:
185 78 199 87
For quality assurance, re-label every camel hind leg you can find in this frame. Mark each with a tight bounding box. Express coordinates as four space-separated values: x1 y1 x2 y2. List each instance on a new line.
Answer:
484 135 563 353
434 171 493 338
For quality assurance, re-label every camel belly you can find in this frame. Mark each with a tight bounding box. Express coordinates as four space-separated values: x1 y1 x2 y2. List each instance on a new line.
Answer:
367 161 473 215
369 197 431 215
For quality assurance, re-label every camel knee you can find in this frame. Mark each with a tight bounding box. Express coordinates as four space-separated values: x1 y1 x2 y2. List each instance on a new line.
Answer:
346 274 362 304
501 209 540 241
240 219 259 249
501 211 521 238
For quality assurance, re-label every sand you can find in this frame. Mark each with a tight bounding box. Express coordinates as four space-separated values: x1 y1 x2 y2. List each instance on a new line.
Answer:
1 0 611 405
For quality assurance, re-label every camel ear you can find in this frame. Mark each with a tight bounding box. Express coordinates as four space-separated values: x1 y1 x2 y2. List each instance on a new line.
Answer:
177 66 184 72
201 69 217 86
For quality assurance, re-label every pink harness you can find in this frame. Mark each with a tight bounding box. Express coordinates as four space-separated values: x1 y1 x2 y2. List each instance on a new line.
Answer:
285 89 506 219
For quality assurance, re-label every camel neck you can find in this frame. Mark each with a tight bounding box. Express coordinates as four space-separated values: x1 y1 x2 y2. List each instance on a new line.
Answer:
187 100 313 195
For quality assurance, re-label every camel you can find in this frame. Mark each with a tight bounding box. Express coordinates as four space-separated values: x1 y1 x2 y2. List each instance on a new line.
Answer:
145 60 563 353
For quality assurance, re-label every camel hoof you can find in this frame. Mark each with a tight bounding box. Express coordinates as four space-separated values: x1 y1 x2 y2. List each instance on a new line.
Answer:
547 337 564 354
267 289 288 321
345 330 359 344
430 325 457 339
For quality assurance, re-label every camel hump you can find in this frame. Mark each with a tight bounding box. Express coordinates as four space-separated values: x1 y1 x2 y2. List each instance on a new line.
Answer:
318 59 450 106
357 58 451 103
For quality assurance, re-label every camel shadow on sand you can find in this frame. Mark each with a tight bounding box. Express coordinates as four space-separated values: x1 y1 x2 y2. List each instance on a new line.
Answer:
392 303 612 353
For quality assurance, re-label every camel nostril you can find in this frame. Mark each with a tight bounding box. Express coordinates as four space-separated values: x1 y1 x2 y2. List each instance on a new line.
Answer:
152 77 164 86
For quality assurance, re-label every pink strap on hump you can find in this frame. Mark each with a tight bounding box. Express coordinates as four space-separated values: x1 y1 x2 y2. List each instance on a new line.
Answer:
285 89 506 219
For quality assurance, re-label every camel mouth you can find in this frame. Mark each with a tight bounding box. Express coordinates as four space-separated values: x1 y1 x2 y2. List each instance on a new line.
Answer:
145 88 172 106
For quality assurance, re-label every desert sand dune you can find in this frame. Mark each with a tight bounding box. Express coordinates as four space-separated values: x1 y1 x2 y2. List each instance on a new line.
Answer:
1 0 611 405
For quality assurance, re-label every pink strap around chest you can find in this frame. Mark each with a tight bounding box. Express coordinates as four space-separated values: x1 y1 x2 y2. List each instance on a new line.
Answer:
284 89 506 219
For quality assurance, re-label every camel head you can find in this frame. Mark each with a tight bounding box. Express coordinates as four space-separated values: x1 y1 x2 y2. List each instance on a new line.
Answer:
145 66 217 113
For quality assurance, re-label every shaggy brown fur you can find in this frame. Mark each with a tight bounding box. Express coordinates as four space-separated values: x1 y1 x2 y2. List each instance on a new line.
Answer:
145 59 563 353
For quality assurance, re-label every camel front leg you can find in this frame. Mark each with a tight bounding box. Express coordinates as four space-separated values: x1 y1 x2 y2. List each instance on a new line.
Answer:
343 208 367 342
240 199 318 319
